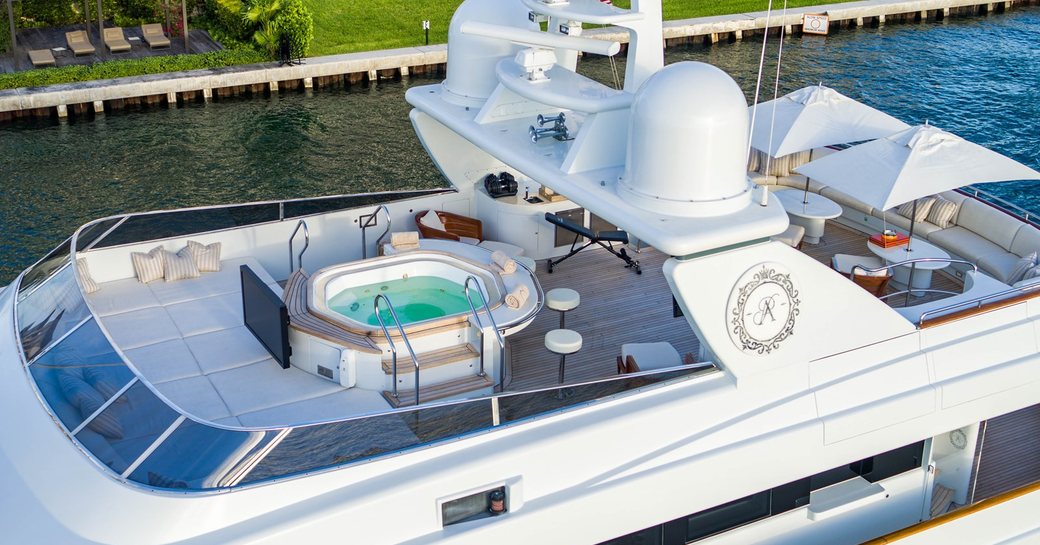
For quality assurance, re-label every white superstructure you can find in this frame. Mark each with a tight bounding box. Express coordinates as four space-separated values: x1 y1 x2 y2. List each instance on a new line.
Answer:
1 0 1039 544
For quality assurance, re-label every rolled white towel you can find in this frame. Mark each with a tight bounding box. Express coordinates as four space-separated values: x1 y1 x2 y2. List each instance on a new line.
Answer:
391 231 420 249
491 250 517 274
505 284 530 309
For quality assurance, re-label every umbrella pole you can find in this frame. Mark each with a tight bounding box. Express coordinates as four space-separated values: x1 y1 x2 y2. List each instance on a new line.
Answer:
803 177 811 205
905 199 917 306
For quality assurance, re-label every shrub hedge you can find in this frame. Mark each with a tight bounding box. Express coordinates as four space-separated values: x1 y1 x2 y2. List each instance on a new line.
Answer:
0 50 268 91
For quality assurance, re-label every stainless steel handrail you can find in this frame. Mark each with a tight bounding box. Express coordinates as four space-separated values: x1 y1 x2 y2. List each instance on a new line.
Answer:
288 219 309 273
918 282 1040 325
463 275 505 381
851 257 978 307
374 294 422 407
360 204 391 260
961 186 1040 225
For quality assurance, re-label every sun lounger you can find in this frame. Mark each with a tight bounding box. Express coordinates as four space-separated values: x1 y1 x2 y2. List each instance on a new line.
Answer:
28 49 56 68
103 27 132 53
66 31 96 56
141 24 171 49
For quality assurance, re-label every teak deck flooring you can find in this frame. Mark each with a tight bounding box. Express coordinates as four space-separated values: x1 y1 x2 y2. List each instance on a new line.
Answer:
506 220 962 391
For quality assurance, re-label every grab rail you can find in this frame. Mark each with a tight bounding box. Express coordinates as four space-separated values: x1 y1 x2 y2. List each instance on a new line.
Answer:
961 186 1040 226
360 205 391 260
463 276 505 384
288 219 309 273
374 294 421 406
851 257 977 307
918 282 1040 326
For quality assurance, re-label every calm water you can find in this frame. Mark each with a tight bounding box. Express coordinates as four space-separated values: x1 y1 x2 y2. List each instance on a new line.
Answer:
1 6 1037 282
328 276 471 325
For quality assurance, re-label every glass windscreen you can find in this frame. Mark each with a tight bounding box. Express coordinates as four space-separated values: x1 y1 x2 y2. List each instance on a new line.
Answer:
93 204 281 248
74 381 179 475
17 238 71 299
75 218 123 251
129 420 281 489
18 264 91 361
29 319 134 434
282 190 449 219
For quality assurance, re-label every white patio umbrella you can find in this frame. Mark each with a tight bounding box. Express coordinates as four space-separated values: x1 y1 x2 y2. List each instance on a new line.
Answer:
749 84 910 158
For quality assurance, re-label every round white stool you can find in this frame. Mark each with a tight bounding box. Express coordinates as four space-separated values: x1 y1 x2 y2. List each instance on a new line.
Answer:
545 288 580 329
515 255 537 271
545 329 582 384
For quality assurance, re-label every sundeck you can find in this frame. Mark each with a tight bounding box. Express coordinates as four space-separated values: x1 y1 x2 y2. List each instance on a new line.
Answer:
3 0 1040 543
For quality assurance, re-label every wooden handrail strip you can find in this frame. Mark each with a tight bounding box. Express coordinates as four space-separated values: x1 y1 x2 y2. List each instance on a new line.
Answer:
864 479 1040 543
283 269 381 354
919 290 1040 328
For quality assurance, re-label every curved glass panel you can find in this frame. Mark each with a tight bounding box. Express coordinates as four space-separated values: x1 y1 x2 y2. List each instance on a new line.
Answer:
242 400 494 485
129 420 280 490
94 204 280 248
17 238 71 299
29 319 133 433
75 217 123 251
18 264 90 361
282 189 450 219
75 381 179 475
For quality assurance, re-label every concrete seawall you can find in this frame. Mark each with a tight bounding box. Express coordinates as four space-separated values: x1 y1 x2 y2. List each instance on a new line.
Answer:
0 0 1035 121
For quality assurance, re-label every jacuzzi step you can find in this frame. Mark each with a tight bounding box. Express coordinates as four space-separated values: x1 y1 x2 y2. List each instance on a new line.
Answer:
381 343 479 375
382 374 494 408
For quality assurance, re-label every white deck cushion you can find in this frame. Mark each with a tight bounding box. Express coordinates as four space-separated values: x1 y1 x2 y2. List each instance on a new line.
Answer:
747 172 777 186
929 226 1008 263
131 246 165 283
821 186 873 215
978 252 1024 284
926 197 958 228
149 257 273 305
184 326 272 374
76 258 100 294
123 339 202 384
186 240 221 272
1009 225 1040 258
164 247 201 282
236 390 389 428
478 240 526 257
156 376 232 422
545 288 580 312
207 360 344 416
1006 252 1037 284
955 199 1024 250
103 307 181 350
772 224 805 248
545 329 582 354
621 342 681 371
165 292 242 337
86 278 160 317
832 254 887 276
876 210 913 232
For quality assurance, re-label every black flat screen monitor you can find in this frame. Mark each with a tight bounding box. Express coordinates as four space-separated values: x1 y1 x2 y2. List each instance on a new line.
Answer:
241 265 291 369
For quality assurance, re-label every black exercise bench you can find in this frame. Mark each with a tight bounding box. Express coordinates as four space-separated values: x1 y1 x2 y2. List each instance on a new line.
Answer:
544 213 641 274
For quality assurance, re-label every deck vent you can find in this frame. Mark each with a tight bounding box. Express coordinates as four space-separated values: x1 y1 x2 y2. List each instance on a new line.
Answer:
317 365 334 380
442 486 507 527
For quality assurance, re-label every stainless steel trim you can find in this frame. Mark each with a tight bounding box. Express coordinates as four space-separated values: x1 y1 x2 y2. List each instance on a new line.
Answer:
289 219 310 273
375 293 422 406
918 282 1040 325
82 215 129 251
25 315 91 367
71 378 139 436
122 415 186 478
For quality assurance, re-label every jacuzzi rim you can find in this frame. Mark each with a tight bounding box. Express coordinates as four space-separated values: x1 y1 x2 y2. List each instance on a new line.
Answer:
309 251 508 334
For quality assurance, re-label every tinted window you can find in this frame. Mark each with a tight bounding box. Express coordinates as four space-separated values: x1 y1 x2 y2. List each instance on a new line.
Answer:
282 190 449 219
18 238 71 299
682 491 770 542
75 218 123 251
863 441 924 483
18 264 91 361
94 204 280 248
29 319 134 433
601 526 663 545
771 478 811 514
129 420 279 490
75 381 179 475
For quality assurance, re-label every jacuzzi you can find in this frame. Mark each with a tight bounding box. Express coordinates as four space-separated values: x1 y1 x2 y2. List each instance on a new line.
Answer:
310 252 509 334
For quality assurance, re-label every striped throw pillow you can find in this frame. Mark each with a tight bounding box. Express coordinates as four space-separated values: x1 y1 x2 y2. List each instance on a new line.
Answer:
76 258 100 293
186 240 221 272
897 197 936 222
926 197 958 228
164 247 201 282
131 246 165 283
1007 251 1037 284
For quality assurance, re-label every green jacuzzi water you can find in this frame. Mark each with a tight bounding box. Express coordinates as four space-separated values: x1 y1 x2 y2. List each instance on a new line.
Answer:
328 276 474 326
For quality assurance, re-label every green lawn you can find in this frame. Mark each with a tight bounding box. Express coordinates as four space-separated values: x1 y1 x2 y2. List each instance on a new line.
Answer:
303 0 847 57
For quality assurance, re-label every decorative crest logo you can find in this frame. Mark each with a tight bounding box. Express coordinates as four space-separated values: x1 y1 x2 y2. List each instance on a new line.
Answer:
727 263 800 355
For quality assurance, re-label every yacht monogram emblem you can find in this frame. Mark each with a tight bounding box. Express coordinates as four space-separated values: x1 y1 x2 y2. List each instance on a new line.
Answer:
727 263 800 355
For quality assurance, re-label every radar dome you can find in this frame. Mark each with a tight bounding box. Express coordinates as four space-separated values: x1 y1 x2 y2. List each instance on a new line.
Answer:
443 0 536 107
618 62 752 217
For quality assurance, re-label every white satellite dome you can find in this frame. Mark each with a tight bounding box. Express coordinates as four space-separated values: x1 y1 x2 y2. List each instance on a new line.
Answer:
618 62 752 217
442 0 536 107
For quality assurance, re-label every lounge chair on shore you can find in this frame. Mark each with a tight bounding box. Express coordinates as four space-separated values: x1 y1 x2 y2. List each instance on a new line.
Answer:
141 24 171 49
28 49 56 68
103 27 132 53
66 31 96 56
